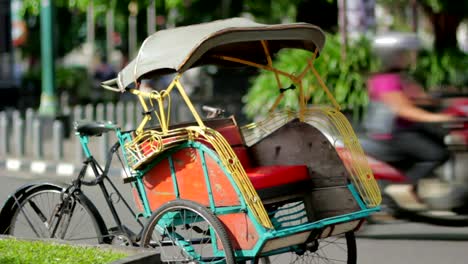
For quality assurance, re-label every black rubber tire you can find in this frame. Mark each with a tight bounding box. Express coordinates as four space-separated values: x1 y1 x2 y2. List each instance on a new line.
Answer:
142 199 236 264
6 185 106 243
259 231 357 264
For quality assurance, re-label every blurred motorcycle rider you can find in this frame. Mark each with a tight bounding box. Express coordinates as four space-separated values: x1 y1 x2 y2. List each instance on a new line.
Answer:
364 32 454 210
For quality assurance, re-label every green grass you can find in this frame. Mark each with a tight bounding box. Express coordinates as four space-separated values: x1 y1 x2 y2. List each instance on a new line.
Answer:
0 238 128 264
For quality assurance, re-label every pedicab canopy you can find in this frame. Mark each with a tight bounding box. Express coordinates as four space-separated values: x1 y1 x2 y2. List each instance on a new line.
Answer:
104 17 326 92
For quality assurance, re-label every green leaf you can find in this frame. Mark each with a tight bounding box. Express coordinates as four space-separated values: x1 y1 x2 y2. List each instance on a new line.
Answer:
243 33 376 120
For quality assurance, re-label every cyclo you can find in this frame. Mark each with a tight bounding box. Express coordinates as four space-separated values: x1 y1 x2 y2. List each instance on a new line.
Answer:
3 18 381 263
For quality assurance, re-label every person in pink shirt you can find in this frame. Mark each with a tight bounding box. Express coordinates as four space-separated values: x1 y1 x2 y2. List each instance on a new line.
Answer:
364 32 453 210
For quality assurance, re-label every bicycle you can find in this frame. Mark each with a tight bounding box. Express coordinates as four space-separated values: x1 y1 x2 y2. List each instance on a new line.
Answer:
0 121 144 245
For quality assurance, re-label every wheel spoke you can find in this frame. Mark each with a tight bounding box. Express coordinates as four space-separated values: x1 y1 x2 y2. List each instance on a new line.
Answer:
143 200 234 264
8 187 101 244
18 205 43 237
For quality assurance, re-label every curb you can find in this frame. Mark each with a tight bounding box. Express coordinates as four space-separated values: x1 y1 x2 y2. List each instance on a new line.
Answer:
0 158 126 179
110 251 161 264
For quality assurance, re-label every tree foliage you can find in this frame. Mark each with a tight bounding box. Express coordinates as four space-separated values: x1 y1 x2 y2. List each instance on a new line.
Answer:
378 0 468 51
243 35 378 119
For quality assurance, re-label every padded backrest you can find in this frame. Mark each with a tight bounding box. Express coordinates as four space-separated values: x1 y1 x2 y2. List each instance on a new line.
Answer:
208 117 252 169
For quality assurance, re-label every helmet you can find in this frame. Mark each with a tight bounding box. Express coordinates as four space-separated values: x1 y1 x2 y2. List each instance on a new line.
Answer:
372 32 422 71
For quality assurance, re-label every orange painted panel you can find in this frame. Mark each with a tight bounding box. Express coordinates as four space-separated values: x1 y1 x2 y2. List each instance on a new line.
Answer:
172 148 210 206
131 188 144 212
204 153 240 207
138 144 244 222
218 213 259 250
143 159 177 210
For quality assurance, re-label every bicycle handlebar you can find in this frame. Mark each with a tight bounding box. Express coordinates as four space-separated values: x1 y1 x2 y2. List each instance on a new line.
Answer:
202 105 225 118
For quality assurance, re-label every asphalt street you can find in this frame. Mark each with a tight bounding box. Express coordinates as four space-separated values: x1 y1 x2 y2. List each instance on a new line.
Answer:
2 172 468 264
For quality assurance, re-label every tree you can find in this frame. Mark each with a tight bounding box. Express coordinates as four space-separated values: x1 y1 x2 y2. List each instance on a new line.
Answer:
296 0 338 32
418 0 468 51
378 0 468 52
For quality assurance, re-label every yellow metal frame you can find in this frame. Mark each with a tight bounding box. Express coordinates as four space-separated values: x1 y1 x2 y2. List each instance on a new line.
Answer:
215 46 340 118
240 107 382 207
129 75 205 135
124 40 380 229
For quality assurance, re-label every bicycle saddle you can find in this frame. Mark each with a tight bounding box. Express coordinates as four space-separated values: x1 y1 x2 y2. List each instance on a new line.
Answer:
74 121 116 137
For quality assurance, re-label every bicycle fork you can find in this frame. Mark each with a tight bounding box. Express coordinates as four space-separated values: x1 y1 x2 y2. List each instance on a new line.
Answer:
49 193 76 239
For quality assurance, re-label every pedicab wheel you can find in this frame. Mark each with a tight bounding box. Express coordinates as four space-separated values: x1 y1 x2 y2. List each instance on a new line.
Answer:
259 231 357 264
141 199 236 264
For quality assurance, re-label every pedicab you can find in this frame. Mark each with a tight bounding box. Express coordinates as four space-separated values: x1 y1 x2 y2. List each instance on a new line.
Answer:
101 17 381 263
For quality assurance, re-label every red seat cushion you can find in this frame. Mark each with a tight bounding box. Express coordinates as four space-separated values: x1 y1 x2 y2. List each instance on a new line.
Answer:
246 165 309 189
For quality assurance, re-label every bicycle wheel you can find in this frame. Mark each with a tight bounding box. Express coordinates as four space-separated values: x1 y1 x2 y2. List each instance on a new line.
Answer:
6 185 105 244
260 232 357 264
142 199 235 264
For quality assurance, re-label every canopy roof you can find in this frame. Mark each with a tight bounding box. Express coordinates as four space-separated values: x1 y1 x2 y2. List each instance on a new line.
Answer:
109 17 326 91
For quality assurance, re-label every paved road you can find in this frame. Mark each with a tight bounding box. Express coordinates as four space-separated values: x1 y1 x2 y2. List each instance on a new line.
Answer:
2 172 468 264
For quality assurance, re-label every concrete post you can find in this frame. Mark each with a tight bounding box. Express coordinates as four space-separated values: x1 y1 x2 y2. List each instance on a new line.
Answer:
0 112 9 155
53 120 64 160
106 103 115 123
85 103 94 121
116 101 124 127
12 109 20 123
14 118 25 157
25 108 35 143
100 131 109 162
32 118 43 158
73 105 83 124
96 103 105 121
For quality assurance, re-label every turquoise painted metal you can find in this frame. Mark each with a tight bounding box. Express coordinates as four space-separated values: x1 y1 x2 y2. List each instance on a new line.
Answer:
76 125 380 261
38 0 57 116
78 135 92 158
123 139 380 260
200 148 216 212
168 157 180 199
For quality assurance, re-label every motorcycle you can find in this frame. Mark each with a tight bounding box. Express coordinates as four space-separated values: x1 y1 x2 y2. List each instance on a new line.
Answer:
358 95 468 226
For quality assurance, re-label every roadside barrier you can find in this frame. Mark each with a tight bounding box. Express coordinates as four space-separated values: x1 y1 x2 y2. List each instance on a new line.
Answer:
0 98 243 175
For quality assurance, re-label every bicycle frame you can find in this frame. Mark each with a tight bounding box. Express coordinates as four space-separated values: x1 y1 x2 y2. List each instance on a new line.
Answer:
74 128 145 243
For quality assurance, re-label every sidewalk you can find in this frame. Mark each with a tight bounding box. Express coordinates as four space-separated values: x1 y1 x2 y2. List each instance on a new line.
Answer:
1 132 128 179
0 157 125 179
